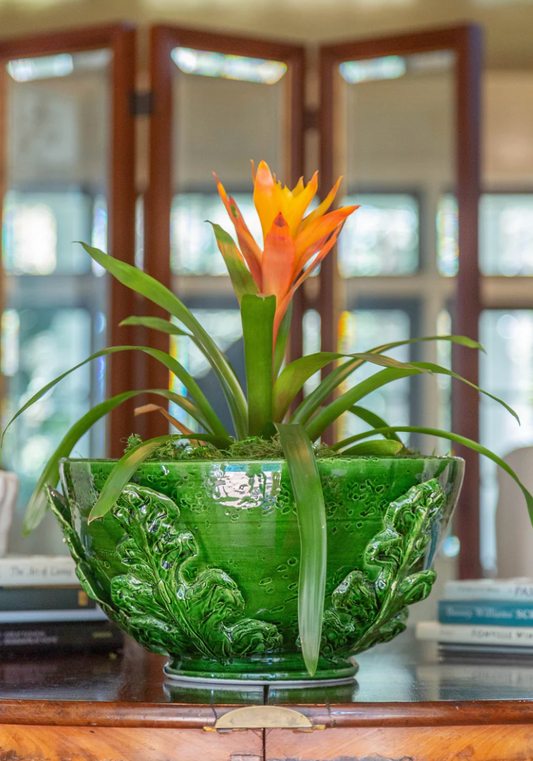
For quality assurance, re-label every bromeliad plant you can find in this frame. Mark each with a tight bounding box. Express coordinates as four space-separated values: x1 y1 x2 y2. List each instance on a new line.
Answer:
5 160 533 676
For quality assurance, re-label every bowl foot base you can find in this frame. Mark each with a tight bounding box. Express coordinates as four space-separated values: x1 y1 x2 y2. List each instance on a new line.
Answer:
163 654 358 686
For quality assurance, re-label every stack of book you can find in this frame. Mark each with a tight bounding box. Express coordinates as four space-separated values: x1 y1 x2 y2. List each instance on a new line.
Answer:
416 578 533 657
0 555 123 655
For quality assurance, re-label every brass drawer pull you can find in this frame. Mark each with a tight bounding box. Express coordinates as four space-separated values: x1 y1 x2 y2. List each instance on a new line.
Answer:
213 705 314 730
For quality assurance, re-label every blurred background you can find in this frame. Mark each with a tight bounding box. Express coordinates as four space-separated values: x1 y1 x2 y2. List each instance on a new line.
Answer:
0 0 532 591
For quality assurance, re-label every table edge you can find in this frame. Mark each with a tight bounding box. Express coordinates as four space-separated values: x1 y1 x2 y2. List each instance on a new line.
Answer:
0 699 531 728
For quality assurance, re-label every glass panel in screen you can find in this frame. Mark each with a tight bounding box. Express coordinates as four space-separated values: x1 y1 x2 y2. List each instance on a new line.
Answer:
438 193 533 276
338 50 455 278
337 310 411 443
1 49 111 552
338 193 419 276
170 309 244 435
302 310 321 397
170 48 288 434
480 310 533 572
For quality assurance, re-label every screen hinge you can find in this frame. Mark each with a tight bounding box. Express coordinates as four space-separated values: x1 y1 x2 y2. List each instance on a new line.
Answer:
304 107 318 131
129 90 155 117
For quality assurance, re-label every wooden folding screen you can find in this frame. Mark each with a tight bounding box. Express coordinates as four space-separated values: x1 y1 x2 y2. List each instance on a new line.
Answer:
318 25 483 577
0 24 137 458
145 25 306 436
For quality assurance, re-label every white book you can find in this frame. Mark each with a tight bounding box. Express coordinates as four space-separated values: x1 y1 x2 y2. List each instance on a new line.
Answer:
443 578 533 601
0 556 77 587
0 608 107 624
416 620 533 648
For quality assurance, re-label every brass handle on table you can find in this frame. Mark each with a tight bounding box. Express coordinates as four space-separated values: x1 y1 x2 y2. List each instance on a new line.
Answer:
210 705 317 730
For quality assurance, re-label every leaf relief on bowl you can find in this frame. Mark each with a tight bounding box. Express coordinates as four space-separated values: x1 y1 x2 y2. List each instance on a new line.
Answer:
321 478 445 655
47 483 282 659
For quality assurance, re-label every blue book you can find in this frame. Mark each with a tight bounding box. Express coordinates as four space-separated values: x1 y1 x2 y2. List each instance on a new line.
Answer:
439 599 533 627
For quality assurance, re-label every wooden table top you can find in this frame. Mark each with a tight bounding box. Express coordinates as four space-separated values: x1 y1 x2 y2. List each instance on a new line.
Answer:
0 630 532 728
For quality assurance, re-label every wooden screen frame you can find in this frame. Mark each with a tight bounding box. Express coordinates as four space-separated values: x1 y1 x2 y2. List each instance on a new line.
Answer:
145 24 306 437
0 24 137 458
319 25 483 578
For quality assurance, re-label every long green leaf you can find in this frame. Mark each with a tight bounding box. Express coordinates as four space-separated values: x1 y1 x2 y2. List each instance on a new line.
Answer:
306 367 422 441
120 315 192 337
89 435 189 521
305 358 520 442
368 334 484 355
348 406 404 443
22 389 230 535
242 294 276 436
291 335 483 427
276 422 327 677
80 243 248 438
342 440 404 456
209 223 259 302
411 361 520 424
274 352 421 423
335 425 533 525
2 345 228 440
273 302 293 380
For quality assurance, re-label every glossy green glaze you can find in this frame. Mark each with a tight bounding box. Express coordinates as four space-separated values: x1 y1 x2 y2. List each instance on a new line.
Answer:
51 456 463 682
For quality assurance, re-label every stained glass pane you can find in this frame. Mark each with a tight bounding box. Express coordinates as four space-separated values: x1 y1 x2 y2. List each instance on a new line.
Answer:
339 50 454 85
171 193 261 275
3 190 94 275
481 194 533 275
1 307 103 522
436 309 452 433
172 48 287 85
302 310 321 396
438 193 533 276
338 193 419 276
437 193 459 277
337 309 411 442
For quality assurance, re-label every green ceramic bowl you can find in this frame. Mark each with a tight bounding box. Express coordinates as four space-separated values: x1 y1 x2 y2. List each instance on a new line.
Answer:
50 455 463 684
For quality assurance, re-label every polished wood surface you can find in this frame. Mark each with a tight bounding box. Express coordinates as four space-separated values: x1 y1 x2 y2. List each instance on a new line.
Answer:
266 725 533 761
0 631 531 759
0 631 532 719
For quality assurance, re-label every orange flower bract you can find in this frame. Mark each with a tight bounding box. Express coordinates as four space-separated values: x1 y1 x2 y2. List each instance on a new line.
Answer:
213 160 359 340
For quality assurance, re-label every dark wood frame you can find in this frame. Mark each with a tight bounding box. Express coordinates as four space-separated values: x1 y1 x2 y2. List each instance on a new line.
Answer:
0 24 137 458
145 24 306 437
318 25 483 578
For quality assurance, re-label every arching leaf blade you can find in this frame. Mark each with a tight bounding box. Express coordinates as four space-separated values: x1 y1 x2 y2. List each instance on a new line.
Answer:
2 345 228 441
80 243 248 438
276 422 327 677
242 294 276 436
411 361 520 424
291 335 483 427
305 367 423 441
305 357 517 443
343 440 404 456
120 315 192 338
209 222 259 302
367 334 485 355
22 388 231 535
89 433 224 522
275 352 421 423
336 425 533 525
348 406 404 444
273 302 293 379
